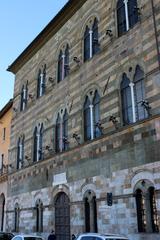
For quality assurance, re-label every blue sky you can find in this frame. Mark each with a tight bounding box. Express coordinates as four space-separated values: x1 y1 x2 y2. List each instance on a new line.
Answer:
0 0 67 110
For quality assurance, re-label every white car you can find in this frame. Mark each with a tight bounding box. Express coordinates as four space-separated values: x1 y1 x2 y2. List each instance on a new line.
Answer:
12 235 45 240
76 233 129 240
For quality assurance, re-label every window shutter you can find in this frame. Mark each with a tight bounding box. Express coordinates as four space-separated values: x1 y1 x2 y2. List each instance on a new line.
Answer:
84 26 90 61
92 18 99 55
58 50 63 82
121 73 133 124
64 45 69 78
127 0 138 28
84 96 91 141
117 0 126 36
93 91 101 138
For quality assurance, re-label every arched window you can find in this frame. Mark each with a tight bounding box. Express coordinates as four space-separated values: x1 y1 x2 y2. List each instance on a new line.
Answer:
58 46 70 83
84 96 91 140
0 194 5 231
20 82 28 111
149 187 159 233
84 18 99 62
135 182 159 233
64 44 69 78
121 65 147 125
58 50 63 83
121 73 132 124
84 91 101 141
17 136 24 169
55 113 61 153
92 18 99 55
84 26 90 62
62 110 68 151
133 65 147 121
55 110 69 153
36 199 43 232
117 0 138 37
33 123 43 162
37 65 46 98
84 190 97 233
14 203 20 232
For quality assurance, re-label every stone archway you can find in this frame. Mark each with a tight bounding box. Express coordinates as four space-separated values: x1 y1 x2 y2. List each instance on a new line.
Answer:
0 194 5 231
55 192 70 240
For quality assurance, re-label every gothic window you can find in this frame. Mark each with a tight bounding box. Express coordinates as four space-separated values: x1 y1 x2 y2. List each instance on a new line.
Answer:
62 110 68 151
33 123 43 162
58 50 63 83
84 18 99 62
14 203 20 232
0 154 4 174
17 136 24 170
92 18 99 55
20 82 28 111
55 110 69 153
84 91 101 141
135 181 159 233
0 194 5 231
84 190 98 233
117 0 138 37
37 65 46 98
36 199 43 232
121 65 147 125
121 73 133 124
133 65 148 121
84 26 90 62
149 187 159 233
64 44 70 78
58 45 70 83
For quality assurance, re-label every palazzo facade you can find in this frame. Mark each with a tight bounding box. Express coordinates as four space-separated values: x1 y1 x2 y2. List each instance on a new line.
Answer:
6 0 160 240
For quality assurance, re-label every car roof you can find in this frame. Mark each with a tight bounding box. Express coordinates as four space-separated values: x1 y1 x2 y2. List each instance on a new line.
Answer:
77 233 128 239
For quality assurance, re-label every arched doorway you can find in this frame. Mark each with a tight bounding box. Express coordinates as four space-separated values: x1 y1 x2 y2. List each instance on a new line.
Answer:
0 194 5 231
55 192 70 240
84 190 98 233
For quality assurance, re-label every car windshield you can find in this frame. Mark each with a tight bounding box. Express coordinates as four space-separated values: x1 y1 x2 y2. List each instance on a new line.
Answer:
106 239 127 240
0 233 13 240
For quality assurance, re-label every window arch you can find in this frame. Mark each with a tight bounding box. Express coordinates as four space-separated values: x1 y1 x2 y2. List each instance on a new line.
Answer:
84 90 101 141
14 203 20 232
35 199 43 232
84 18 99 62
17 135 25 169
121 65 148 125
33 123 43 162
37 64 46 98
20 82 28 111
57 45 70 83
55 109 69 153
135 181 159 233
84 190 97 233
0 194 5 231
117 0 138 37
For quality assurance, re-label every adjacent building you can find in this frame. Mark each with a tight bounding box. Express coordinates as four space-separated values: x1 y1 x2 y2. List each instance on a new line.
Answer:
0 99 13 231
6 0 160 240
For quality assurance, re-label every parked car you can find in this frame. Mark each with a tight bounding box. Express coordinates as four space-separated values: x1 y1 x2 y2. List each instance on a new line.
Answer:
11 235 44 240
75 233 129 240
0 232 14 240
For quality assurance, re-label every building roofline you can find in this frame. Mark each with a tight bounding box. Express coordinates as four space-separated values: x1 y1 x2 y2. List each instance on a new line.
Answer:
0 99 13 119
7 0 87 74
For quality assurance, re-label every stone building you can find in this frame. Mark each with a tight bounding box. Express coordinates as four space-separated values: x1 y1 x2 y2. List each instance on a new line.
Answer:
0 99 13 231
6 0 160 239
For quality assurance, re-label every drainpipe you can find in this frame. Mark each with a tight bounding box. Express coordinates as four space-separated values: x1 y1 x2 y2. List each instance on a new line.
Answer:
151 0 160 70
